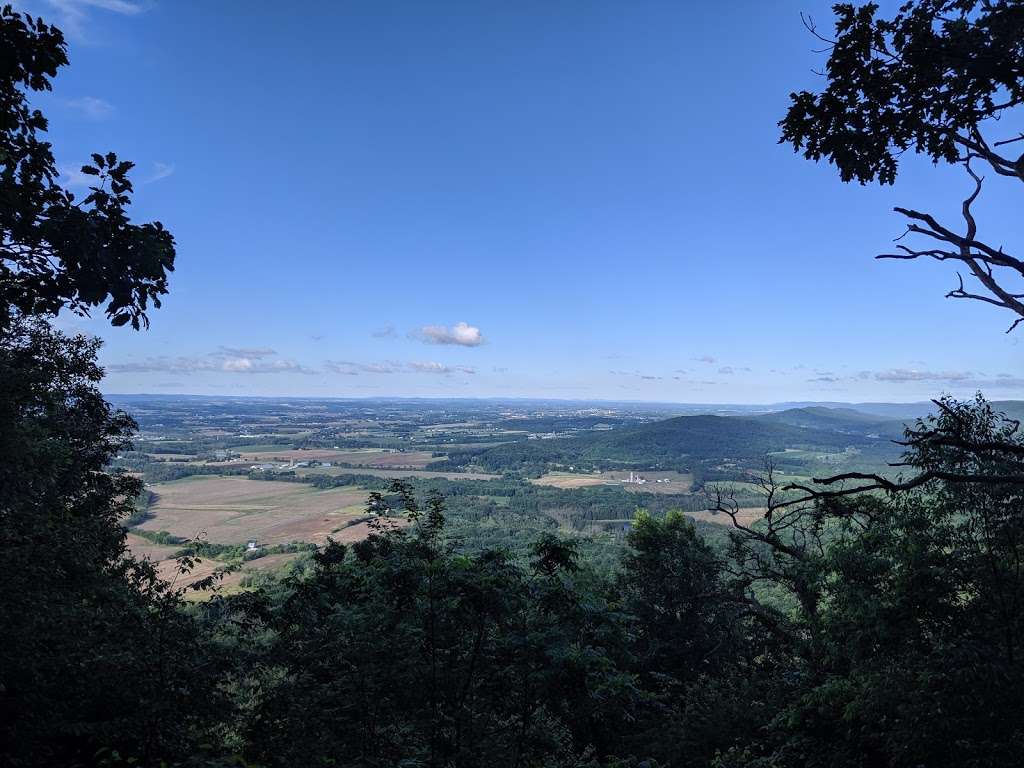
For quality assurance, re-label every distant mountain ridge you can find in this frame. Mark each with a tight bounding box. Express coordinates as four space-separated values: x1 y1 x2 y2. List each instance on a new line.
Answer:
465 407 902 472
105 393 1024 422
752 407 908 439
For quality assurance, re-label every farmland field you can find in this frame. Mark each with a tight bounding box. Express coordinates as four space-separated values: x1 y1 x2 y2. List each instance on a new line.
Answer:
110 395 917 580
293 466 500 481
533 470 694 494
702 480 763 494
125 532 179 562
127 546 304 597
138 475 369 545
530 472 607 489
235 447 437 468
685 507 765 527
126 531 300 594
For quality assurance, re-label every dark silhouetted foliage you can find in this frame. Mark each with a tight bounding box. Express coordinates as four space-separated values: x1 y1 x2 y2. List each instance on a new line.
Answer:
0 6 175 329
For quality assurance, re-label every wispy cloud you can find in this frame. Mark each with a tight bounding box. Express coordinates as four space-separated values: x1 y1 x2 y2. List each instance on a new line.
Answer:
874 368 974 383
412 321 484 347
372 324 397 339
145 161 175 184
671 375 718 386
880 370 1024 389
62 159 172 188
56 0 143 12
59 163 94 188
107 348 316 375
216 346 275 358
408 361 476 375
66 95 113 120
694 355 716 364
324 359 476 376
27 0 146 39
804 368 1024 390
610 369 663 381
325 360 403 375
221 358 311 373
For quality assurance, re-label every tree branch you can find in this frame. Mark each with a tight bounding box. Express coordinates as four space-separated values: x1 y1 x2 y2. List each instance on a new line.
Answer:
877 161 1024 330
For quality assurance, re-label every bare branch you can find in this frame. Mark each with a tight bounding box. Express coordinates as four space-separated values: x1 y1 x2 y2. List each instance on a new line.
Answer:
954 129 1024 182
878 161 1024 326
994 133 1024 148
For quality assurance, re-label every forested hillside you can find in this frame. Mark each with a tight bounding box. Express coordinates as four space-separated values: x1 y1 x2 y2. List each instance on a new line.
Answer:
444 410 901 476
752 405 907 435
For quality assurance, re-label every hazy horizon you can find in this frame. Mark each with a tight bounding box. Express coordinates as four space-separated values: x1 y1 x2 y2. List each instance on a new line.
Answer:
102 390 986 410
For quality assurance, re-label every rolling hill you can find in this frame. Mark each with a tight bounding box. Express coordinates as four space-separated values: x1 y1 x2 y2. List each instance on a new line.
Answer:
753 407 908 439
460 409 900 473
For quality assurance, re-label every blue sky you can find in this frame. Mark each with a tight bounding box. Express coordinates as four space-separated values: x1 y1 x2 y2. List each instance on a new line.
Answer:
23 0 1023 403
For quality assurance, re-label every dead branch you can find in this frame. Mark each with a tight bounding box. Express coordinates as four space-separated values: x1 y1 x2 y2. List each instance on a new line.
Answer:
878 160 1024 331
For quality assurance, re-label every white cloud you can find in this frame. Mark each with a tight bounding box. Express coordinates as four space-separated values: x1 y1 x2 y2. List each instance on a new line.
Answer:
409 361 476 375
413 321 484 347
694 355 716 364
66 95 113 120
372 324 397 339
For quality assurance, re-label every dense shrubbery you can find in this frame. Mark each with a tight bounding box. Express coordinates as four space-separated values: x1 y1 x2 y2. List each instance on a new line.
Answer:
0 319 228 767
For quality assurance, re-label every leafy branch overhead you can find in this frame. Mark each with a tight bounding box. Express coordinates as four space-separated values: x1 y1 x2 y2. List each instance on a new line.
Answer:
0 7 175 330
780 0 1024 329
